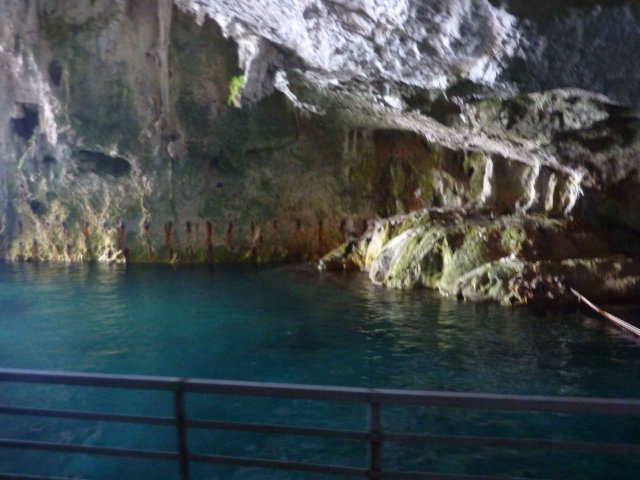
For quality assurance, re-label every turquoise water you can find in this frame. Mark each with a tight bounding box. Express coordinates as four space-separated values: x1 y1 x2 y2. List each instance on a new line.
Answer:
0 263 639 479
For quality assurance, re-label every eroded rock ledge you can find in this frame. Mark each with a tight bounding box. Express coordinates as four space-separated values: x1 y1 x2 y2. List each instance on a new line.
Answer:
315 83 640 305
320 210 640 305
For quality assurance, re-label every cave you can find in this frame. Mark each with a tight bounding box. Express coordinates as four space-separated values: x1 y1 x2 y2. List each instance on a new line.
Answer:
0 3 640 480
11 103 39 140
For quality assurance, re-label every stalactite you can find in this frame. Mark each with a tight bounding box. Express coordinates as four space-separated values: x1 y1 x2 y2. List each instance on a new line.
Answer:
520 163 540 213
563 171 584 217
480 157 494 204
544 174 558 213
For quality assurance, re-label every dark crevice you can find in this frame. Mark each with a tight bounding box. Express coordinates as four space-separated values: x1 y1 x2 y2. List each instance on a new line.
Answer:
29 200 48 216
75 150 132 177
48 60 63 87
487 0 632 21
11 103 39 141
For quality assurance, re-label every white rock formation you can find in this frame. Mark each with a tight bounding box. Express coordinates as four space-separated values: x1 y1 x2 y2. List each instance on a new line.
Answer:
176 0 520 99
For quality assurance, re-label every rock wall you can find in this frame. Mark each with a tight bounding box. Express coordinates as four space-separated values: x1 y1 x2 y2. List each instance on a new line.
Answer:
0 0 377 263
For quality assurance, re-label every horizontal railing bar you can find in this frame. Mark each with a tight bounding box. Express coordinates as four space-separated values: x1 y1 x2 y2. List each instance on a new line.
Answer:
0 405 175 426
0 368 181 391
186 379 376 401
0 438 178 461
189 453 369 477
187 418 368 440
383 470 535 480
383 432 640 455
362 390 640 414
1 368 639 415
0 475 93 480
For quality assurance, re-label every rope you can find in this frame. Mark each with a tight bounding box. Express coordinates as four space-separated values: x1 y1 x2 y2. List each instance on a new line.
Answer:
571 288 640 338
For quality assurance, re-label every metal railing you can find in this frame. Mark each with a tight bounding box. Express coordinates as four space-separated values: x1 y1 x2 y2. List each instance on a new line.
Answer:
0 368 639 479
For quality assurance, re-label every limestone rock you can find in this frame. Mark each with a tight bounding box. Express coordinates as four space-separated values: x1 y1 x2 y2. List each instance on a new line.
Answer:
322 210 640 305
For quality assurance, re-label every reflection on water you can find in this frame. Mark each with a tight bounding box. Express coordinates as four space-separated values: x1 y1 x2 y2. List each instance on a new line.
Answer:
0 263 639 479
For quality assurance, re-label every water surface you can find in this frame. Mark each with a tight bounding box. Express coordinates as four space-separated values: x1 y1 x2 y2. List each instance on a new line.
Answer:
0 263 638 479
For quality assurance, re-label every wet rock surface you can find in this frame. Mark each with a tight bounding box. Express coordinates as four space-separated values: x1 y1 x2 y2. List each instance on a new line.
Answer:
323 210 640 306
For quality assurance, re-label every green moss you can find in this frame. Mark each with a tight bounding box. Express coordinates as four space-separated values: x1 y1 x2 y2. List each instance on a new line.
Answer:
501 226 527 254
417 169 434 202
227 75 245 107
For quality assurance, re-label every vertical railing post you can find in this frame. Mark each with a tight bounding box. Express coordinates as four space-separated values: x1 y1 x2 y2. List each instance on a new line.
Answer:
174 381 190 480
368 400 382 480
